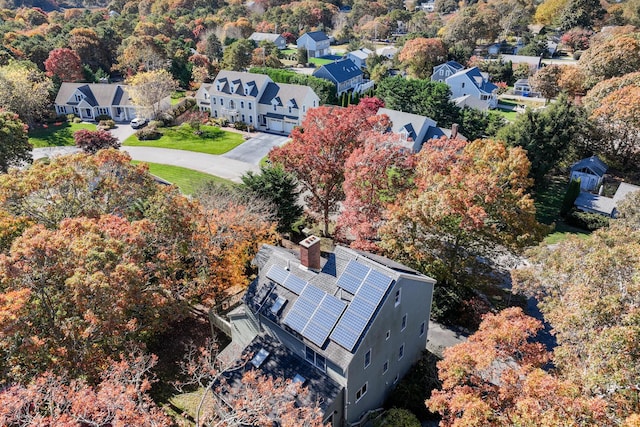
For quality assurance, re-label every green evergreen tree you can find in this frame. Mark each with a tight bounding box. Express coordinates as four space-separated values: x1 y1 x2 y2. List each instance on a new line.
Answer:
561 178 582 217
241 164 304 233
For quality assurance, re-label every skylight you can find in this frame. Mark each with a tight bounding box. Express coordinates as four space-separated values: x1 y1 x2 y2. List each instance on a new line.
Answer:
251 348 270 368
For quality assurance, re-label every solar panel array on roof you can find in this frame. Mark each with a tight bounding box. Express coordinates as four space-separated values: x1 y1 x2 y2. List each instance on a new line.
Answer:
266 264 306 295
283 284 347 347
330 261 394 351
337 260 371 294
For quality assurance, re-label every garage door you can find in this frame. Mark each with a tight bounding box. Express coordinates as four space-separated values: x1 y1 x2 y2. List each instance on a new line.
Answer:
284 122 296 134
269 119 283 132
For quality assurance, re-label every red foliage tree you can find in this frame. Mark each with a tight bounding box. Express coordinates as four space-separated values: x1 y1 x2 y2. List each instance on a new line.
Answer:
338 132 416 252
73 129 121 154
0 351 171 426
269 104 389 236
44 48 84 82
357 96 385 115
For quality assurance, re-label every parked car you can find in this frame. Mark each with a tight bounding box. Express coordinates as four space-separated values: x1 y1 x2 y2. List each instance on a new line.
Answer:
130 117 148 129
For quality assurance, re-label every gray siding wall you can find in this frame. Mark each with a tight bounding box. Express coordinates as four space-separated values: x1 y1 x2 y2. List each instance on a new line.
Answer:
344 276 434 424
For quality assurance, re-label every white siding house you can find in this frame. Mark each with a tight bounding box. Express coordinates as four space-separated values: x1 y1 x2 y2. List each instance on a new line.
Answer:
296 31 330 58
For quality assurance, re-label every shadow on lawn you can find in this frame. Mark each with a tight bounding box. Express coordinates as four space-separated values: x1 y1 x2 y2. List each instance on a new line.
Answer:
29 123 74 146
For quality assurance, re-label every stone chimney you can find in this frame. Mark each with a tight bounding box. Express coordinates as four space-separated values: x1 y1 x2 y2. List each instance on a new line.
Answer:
299 235 321 270
451 123 459 140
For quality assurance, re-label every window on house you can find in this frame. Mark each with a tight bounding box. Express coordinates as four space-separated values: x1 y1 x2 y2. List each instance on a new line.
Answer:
393 374 399 384
401 314 407 331
355 382 368 402
394 289 401 307
220 98 224 106
461 82 465 88
313 100 316 107
305 346 326 372
248 102 252 110
398 344 404 360
212 98 216 105
386 330 390 340
288 106 292 114
420 321 426 337
303 106 306 112
383 360 389 374
241 101 244 108
214 110 218 117
242 114 245 122
273 104 277 111
364 349 371 368
249 116 253 123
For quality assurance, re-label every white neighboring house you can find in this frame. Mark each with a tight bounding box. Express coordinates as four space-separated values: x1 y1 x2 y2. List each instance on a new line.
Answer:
430 61 464 83
195 70 319 134
346 48 373 69
296 31 330 58
376 46 398 59
54 83 153 122
249 32 287 50
442 66 498 109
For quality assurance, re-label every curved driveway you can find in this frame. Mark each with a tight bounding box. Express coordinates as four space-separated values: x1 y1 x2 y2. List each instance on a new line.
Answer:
32 125 289 183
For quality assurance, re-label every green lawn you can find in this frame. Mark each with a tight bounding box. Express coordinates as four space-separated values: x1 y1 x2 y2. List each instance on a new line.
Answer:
28 122 97 148
124 124 245 155
133 161 235 195
534 176 591 244
309 57 334 66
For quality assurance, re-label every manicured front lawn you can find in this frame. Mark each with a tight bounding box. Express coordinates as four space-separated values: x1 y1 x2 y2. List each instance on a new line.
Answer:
124 124 245 155
132 161 235 195
309 57 334 66
28 122 97 148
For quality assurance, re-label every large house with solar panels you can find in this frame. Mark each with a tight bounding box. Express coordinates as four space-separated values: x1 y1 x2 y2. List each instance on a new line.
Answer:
220 236 436 426
195 70 319 134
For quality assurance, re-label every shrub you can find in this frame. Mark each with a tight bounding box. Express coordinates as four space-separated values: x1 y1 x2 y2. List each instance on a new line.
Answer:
74 129 120 154
211 117 229 127
97 119 116 130
148 120 164 128
560 178 581 217
66 114 76 122
233 121 248 131
73 117 82 123
565 208 610 231
135 127 162 140
95 114 112 121
375 408 421 427
157 112 174 126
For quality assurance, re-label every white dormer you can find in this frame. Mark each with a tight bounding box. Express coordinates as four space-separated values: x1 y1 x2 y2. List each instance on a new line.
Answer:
244 82 254 96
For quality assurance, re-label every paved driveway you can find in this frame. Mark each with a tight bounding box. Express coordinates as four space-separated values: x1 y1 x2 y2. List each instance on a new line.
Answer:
222 132 289 165
109 123 137 142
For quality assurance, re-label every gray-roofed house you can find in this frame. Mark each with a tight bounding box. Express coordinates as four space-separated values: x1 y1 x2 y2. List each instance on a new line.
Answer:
54 83 145 122
313 59 365 96
442 66 498 109
575 182 640 217
570 156 608 191
297 31 330 58
499 54 543 72
514 78 533 96
249 32 287 49
346 48 373 69
195 70 319 134
221 236 436 426
431 60 465 82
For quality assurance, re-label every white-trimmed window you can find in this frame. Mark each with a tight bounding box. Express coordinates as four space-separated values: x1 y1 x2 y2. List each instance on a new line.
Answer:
248 102 252 110
401 314 407 331
398 343 404 360
420 321 426 337
386 330 390 340
355 382 368 402
394 289 401 307
364 349 371 369
240 101 244 108
383 360 389 374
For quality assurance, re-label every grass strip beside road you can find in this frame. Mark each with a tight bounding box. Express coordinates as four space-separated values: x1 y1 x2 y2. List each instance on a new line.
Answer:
124 124 245 155
133 161 236 195
29 122 97 148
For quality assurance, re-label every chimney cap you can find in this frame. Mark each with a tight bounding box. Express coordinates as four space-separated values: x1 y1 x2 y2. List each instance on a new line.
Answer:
300 235 320 248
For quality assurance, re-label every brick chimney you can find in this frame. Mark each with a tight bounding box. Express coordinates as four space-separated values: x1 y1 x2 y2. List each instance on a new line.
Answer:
451 123 459 140
299 235 321 270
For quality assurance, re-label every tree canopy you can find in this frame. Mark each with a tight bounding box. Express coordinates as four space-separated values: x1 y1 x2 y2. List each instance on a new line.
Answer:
0 111 31 173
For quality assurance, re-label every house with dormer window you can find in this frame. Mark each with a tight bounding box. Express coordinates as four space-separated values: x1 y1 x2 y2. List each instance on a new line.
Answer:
54 83 154 121
438 66 498 109
313 59 365 96
219 236 436 426
195 70 319 134
430 60 464 82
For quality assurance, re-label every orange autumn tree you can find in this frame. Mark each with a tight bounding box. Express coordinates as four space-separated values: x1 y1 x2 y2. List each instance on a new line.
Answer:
0 215 184 383
398 37 447 79
381 138 545 289
427 307 609 427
